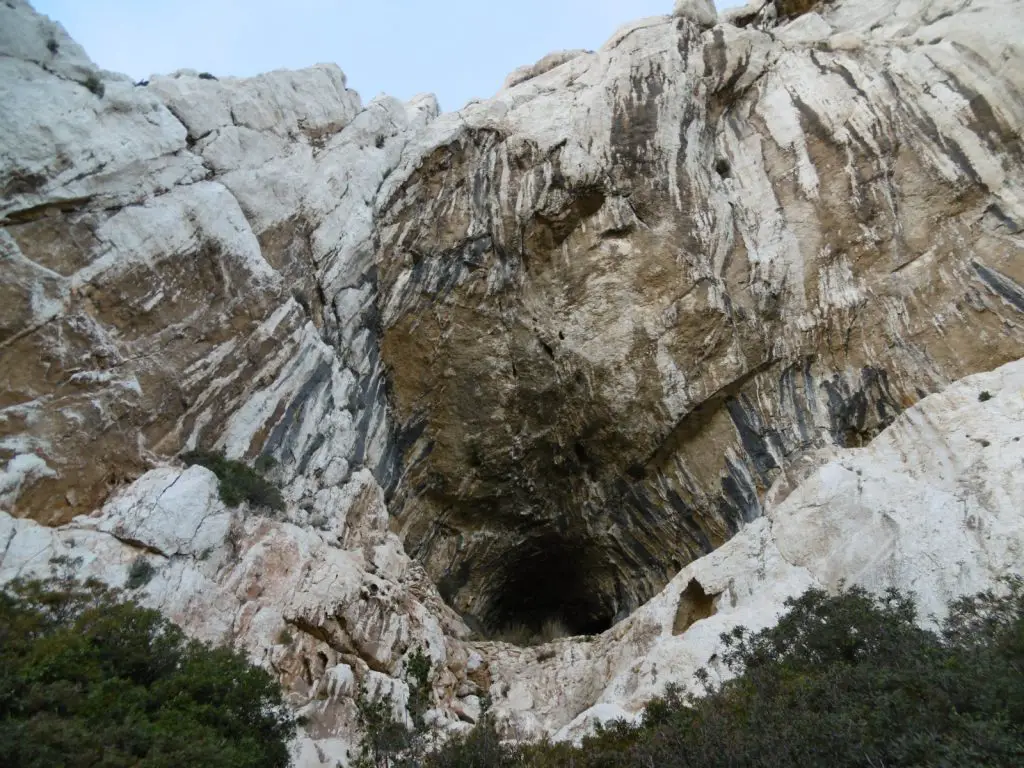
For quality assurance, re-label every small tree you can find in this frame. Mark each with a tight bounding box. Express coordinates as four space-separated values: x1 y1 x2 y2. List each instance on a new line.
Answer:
351 646 436 768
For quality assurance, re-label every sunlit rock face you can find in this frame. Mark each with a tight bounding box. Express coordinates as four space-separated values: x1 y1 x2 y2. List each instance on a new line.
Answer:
374 0 1024 635
0 0 438 525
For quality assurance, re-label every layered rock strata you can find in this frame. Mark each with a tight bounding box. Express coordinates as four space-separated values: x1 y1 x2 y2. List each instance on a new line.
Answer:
375 0 1024 633
1 0 436 527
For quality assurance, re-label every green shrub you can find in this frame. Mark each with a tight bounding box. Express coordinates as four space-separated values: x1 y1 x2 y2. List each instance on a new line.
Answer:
428 581 1024 767
349 647 436 767
426 715 519 768
255 454 278 473
84 73 104 98
405 646 433 730
125 555 156 589
182 449 285 512
351 684 414 768
0 576 296 768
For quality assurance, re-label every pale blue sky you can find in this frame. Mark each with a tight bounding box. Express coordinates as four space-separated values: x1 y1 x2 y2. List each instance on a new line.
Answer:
32 1 744 112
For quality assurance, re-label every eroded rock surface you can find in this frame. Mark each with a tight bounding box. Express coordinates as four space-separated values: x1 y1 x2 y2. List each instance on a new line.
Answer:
0 467 473 766
375 0 1024 635
0 0 437 525
477 357 1024 740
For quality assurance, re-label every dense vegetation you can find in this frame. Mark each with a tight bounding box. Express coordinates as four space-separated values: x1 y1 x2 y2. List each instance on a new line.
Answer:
0 574 296 768
181 449 284 512
426 581 1024 767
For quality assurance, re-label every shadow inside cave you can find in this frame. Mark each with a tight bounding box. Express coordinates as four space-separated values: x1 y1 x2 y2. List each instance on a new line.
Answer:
483 533 616 640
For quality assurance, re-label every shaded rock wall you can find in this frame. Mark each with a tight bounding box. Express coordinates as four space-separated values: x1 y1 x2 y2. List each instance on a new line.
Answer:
374 0 1024 632
477 357 1024 741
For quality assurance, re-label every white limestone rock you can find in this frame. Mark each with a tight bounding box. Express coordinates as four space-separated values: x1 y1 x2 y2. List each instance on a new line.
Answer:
147 64 361 141
777 11 834 44
721 2 766 26
95 466 231 557
0 465 471 763
0 0 94 79
0 0 441 525
672 0 718 28
478 358 1024 742
503 49 592 89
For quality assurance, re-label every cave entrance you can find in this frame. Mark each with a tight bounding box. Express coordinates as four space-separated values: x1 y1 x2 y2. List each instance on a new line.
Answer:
485 533 615 640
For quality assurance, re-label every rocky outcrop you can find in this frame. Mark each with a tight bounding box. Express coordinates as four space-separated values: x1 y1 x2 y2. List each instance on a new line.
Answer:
375 0 1024 636
0 0 436 525
0 467 474 765
2 0 1024 763
474 357 1024 739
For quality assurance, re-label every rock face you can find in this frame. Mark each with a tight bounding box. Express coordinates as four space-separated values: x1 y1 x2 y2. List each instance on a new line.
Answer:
375 0 1024 635
1 0 437 525
478 357 1024 739
0 467 474 765
1 0 1024 763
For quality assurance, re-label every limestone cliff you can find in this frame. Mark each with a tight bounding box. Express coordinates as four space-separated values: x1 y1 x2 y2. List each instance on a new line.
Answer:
376 0 1024 635
1 0 1023 764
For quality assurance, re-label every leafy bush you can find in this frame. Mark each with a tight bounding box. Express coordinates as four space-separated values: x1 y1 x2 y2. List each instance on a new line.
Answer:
255 454 278 473
428 581 1024 767
0 576 296 768
126 555 156 589
350 646 435 768
352 685 415 768
182 449 285 512
84 73 104 98
405 646 434 730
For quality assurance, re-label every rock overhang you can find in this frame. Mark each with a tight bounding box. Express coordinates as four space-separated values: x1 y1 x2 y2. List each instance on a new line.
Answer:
372 0 1024 637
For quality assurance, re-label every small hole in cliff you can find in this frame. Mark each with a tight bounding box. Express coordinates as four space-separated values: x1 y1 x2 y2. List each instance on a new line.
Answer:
540 339 555 359
487 534 614 642
559 330 565 340
714 158 732 179
672 578 718 635
978 390 993 402
573 442 588 464
626 463 646 481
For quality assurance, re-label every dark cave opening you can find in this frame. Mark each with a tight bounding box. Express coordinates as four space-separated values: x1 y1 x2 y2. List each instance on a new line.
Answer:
486 534 615 638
